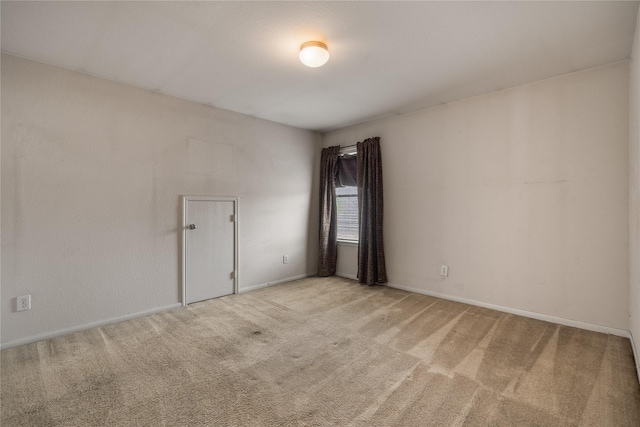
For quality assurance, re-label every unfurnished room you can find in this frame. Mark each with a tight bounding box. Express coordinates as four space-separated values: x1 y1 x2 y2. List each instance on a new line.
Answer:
2 1 640 426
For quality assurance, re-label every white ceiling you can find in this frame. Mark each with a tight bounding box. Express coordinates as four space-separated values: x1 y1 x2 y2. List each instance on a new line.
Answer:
2 1 639 132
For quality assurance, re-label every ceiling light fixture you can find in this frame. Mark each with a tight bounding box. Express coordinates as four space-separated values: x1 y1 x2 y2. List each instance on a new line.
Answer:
299 41 330 68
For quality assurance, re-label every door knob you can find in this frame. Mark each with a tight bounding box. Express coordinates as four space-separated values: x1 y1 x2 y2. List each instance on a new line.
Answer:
187 224 197 230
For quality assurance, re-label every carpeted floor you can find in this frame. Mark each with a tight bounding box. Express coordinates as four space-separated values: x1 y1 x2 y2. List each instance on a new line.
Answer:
1 276 639 426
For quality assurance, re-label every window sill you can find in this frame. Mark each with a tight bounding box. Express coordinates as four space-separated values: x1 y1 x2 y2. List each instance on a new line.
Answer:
337 240 358 247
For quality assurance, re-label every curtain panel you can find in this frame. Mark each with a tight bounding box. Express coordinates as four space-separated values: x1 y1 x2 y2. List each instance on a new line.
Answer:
356 137 388 285
318 145 340 276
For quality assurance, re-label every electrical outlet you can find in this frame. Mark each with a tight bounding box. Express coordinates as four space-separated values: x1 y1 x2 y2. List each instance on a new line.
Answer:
283 255 289 264
17 295 31 312
440 265 449 277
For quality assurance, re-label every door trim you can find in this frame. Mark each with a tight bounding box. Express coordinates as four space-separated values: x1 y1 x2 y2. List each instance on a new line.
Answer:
182 195 239 306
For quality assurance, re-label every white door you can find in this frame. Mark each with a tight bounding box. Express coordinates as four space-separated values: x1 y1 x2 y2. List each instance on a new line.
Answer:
183 196 237 305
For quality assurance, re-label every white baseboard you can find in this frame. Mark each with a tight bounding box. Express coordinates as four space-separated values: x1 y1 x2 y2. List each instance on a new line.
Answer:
386 282 630 338
239 272 316 293
0 303 183 350
1 273 315 350
336 272 357 281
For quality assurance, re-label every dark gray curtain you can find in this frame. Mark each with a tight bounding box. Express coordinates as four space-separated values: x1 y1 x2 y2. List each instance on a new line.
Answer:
318 146 340 276
356 137 387 285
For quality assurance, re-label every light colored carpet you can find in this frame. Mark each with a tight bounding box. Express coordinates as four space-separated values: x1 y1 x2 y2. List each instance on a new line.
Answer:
1 276 639 426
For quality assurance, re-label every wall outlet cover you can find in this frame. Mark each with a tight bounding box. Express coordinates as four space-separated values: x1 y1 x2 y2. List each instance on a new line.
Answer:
17 295 31 312
440 265 449 277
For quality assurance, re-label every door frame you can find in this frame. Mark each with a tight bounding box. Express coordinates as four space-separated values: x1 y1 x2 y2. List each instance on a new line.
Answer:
182 195 239 306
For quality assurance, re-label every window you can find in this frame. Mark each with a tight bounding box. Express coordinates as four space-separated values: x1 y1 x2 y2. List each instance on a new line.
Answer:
336 185 358 242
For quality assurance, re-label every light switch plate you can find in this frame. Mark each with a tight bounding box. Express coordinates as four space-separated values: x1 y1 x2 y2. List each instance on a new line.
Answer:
440 265 449 277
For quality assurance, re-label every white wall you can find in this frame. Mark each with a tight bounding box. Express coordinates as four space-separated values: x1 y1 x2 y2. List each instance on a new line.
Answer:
324 61 630 331
1 54 320 345
336 243 358 280
630 8 640 373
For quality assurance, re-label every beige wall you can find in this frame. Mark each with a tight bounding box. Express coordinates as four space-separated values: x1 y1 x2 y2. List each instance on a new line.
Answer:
630 8 640 370
1 54 320 345
324 61 630 330
2 51 635 346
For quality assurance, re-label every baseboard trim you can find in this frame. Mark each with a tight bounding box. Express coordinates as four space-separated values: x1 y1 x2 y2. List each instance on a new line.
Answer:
336 272 357 281
386 282 630 338
0 302 183 350
239 272 316 293
1 273 317 349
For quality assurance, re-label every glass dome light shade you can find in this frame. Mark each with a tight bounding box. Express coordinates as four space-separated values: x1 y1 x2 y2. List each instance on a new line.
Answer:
299 41 330 68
